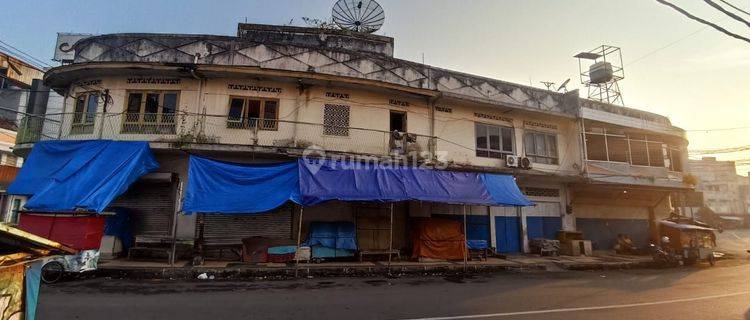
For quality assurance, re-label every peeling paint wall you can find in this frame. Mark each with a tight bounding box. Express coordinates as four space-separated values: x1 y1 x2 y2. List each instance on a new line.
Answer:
68 33 573 118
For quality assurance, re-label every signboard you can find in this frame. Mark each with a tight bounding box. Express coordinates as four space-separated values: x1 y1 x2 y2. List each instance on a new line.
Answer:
53 33 94 62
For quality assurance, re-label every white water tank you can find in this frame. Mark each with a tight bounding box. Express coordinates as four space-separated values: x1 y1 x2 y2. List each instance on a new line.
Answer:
589 61 614 84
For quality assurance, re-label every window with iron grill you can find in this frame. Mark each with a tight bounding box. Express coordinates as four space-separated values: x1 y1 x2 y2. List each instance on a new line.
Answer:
524 187 560 198
323 104 350 136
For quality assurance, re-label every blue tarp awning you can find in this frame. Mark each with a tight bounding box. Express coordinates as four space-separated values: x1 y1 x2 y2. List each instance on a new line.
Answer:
182 156 532 214
299 159 532 206
8 140 159 213
182 156 301 214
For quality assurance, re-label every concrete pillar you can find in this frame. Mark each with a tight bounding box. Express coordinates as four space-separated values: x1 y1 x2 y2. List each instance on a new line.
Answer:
518 206 529 253
488 206 496 249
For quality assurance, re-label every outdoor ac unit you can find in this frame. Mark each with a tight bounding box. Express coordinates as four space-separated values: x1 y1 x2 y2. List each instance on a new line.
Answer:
520 157 533 170
506 155 520 168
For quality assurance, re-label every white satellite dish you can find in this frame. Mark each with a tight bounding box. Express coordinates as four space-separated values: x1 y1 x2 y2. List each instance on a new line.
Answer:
332 0 385 33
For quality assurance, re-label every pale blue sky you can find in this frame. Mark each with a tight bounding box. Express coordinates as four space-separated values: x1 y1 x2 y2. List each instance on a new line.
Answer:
1 0 749 172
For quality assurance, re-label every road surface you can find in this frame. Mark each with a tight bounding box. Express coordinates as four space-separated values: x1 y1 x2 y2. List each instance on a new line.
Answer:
38 258 750 320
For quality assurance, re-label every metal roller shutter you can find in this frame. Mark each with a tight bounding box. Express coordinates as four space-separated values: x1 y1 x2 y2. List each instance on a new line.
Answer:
109 181 176 237
199 206 293 245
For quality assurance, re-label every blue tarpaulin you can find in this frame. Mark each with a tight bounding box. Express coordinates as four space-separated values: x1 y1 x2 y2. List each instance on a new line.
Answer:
8 140 159 212
182 156 301 214
181 156 532 214
299 159 532 206
303 221 357 250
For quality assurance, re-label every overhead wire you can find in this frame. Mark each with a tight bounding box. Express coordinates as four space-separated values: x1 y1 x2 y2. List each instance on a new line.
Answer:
0 39 52 69
654 0 750 44
718 0 750 16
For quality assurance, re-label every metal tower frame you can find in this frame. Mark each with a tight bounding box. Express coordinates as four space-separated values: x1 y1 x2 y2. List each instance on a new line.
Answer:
575 45 625 105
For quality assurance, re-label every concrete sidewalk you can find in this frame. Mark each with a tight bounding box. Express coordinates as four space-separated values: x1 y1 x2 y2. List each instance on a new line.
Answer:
95 251 653 280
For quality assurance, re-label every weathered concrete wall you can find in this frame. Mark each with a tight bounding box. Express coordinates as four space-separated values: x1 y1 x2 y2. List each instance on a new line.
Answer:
55 75 581 176
237 23 395 57
63 33 573 118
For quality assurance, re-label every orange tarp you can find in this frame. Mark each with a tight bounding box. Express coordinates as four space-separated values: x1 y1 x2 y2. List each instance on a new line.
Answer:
411 218 466 260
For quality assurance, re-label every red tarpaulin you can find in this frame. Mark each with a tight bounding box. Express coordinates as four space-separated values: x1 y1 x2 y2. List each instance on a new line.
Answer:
411 218 466 260
18 213 105 251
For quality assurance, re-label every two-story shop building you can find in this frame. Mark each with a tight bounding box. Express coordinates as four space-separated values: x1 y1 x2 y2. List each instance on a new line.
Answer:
12 24 690 255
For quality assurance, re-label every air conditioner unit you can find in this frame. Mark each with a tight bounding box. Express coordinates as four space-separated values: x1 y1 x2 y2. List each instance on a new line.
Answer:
391 130 404 140
506 155 520 168
520 157 533 170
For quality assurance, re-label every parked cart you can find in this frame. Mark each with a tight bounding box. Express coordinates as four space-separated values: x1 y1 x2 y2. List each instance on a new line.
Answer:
659 220 718 266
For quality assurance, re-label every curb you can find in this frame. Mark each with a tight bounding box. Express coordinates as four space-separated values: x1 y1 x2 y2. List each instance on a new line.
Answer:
94 260 651 280
95 264 545 280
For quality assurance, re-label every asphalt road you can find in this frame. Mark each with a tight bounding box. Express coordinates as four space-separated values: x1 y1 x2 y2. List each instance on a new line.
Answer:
37 258 750 320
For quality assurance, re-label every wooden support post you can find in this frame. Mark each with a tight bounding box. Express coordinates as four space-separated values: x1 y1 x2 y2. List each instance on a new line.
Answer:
463 205 468 273
294 206 304 278
388 202 394 274
169 179 183 267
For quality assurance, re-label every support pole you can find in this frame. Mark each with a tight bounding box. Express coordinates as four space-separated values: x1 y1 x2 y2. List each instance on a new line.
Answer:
169 179 183 267
294 206 304 278
463 205 468 273
388 202 394 274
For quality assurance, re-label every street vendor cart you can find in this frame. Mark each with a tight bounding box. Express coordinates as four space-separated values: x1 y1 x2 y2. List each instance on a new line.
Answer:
659 220 718 266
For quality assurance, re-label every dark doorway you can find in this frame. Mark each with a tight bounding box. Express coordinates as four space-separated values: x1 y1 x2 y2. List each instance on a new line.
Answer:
390 111 406 132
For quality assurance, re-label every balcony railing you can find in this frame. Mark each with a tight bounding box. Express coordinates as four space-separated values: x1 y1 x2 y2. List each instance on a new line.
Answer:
15 112 437 160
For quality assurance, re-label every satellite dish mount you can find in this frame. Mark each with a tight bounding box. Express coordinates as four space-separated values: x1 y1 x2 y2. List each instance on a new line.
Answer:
332 0 385 33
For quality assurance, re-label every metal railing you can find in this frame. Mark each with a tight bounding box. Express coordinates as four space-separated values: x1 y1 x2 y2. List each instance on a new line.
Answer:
16 112 436 160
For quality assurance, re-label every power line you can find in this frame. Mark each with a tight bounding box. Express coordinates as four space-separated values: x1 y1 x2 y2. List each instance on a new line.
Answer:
689 145 750 155
627 23 716 66
0 45 48 71
718 0 750 17
703 0 750 28
655 0 750 44
0 39 51 68
686 126 750 132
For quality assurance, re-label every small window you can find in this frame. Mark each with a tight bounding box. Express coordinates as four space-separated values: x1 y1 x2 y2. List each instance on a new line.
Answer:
2 154 17 166
8 198 21 225
646 142 664 167
122 91 179 134
323 104 350 136
629 140 649 166
71 92 98 134
585 133 607 161
524 131 558 165
475 123 514 159
225 97 278 130
668 147 683 172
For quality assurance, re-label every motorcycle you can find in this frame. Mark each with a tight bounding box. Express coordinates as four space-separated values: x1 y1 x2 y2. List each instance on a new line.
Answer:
649 236 682 267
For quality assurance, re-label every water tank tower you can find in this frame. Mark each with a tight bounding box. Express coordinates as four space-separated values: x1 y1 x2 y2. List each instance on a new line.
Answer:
574 45 624 105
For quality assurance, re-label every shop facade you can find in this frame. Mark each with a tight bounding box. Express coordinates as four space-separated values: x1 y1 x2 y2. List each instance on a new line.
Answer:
9 23 690 259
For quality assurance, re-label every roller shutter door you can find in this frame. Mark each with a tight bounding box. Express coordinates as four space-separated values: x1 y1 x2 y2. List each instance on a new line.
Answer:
525 202 562 240
109 181 175 237
575 205 650 250
199 206 293 245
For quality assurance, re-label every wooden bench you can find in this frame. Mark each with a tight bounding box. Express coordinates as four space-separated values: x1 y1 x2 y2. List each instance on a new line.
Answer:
127 236 191 262
359 249 401 262
197 237 243 260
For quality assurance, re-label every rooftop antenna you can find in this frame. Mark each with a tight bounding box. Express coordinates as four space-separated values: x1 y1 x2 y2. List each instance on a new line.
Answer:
332 0 385 33
540 81 555 90
574 45 625 105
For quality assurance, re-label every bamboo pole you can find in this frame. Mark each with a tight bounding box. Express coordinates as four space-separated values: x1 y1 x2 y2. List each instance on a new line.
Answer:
169 180 183 267
463 205 468 273
294 206 304 278
388 202 394 274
